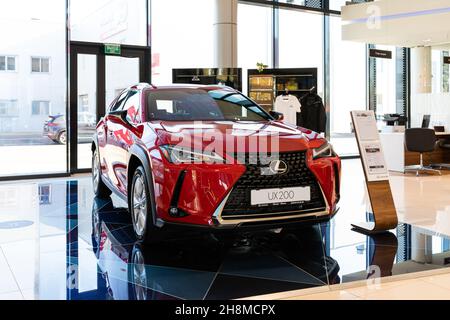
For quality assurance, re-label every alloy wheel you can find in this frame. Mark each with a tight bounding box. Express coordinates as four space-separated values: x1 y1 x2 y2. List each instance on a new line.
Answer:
92 152 100 194
132 175 147 238
132 247 148 300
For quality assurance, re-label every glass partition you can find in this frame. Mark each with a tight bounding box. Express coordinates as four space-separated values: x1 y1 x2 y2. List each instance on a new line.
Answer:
151 0 214 85
411 48 450 129
278 9 324 97
0 0 67 177
238 3 273 94
329 16 366 156
70 0 148 46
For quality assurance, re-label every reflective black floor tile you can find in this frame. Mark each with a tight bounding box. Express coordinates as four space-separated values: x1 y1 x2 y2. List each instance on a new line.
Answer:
69 276 180 300
270 225 335 284
220 250 325 285
204 274 321 300
136 241 224 273
128 264 217 300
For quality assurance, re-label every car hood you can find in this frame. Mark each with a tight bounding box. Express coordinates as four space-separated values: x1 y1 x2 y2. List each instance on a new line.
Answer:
148 120 325 153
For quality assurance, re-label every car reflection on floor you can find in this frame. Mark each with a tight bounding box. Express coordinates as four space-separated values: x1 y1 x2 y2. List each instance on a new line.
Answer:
90 197 340 300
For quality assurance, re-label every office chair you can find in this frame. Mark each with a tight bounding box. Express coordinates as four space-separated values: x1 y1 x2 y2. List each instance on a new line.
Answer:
429 138 450 170
404 128 441 176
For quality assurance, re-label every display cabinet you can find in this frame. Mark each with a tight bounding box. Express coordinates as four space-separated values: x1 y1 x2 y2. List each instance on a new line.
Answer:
172 68 242 92
247 68 318 112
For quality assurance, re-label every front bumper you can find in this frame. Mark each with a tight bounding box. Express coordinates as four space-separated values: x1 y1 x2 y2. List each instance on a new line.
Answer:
210 183 330 227
159 206 338 232
151 148 340 228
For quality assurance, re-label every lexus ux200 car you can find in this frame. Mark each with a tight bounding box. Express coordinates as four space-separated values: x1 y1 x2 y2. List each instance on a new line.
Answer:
92 83 341 242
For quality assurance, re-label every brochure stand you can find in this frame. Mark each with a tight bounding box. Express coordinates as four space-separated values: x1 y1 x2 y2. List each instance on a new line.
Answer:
350 111 398 234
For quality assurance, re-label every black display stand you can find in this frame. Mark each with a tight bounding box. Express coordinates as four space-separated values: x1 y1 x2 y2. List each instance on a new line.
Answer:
172 68 242 92
247 68 317 112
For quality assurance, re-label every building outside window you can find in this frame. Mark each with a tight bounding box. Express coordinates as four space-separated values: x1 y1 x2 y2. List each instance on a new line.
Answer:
31 57 50 73
0 100 19 117
79 94 89 112
0 55 16 71
0 0 66 176
38 184 51 205
31 100 50 116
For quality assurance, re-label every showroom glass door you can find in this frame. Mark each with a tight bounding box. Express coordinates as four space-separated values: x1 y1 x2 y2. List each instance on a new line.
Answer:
69 42 151 172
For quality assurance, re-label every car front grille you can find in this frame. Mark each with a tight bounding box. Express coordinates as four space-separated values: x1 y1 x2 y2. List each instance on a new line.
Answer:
221 151 326 219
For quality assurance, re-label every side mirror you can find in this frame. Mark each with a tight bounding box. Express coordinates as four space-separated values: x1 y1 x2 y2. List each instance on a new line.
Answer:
270 111 284 121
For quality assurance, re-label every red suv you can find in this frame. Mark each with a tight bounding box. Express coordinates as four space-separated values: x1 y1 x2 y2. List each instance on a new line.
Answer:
92 83 341 242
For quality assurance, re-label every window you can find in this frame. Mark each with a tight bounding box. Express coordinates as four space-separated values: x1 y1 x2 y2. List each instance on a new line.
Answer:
70 0 148 46
146 89 270 121
31 101 50 116
31 57 50 73
115 88 126 97
123 91 141 123
79 94 89 112
278 0 322 8
38 184 51 205
329 16 366 156
0 100 19 117
109 90 129 113
151 0 214 85
329 0 348 11
410 49 450 128
0 0 66 177
373 45 397 118
0 55 16 71
238 3 273 94
278 9 324 96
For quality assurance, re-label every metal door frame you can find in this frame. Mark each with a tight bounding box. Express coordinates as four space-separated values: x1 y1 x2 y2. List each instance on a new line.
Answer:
69 41 151 174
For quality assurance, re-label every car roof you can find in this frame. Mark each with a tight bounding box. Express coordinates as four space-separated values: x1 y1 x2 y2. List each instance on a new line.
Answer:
130 83 237 92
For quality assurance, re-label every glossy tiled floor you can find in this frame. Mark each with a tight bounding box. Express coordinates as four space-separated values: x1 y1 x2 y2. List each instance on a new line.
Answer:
0 160 449 300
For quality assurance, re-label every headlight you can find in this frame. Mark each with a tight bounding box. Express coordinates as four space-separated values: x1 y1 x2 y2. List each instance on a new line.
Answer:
312 141 336 159
160 145 225 164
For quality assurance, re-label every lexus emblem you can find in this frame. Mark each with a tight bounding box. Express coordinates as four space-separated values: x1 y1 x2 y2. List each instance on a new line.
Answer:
268 160 288 175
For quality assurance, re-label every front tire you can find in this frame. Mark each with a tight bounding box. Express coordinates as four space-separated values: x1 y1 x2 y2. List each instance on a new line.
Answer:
130 166 163 243
92 149 112 198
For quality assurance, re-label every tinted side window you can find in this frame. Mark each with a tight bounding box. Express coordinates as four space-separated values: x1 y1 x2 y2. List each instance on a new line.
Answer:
122 90 140 124
109 91 129 113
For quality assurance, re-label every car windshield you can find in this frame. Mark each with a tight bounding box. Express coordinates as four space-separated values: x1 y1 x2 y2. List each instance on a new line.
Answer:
146 88 271 121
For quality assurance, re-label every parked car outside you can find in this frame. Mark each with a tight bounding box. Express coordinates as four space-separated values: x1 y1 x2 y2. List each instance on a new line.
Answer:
43 112 96 144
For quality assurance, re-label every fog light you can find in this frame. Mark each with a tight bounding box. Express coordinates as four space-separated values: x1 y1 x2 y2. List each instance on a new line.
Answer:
169 207 189 218
169 207 179 216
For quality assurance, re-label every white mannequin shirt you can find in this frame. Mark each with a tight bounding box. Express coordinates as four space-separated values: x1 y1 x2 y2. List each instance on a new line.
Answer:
274 94 301 126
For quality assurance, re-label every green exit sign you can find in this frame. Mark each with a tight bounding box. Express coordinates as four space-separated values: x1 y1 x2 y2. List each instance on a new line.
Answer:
104 44 121 55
